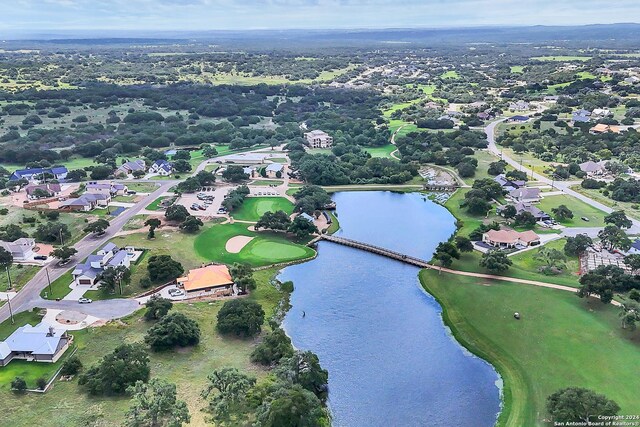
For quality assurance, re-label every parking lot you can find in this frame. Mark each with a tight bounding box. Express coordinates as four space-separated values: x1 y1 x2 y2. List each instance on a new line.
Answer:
175 185 236 217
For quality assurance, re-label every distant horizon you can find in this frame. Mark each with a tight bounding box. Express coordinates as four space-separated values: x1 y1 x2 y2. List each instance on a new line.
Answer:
3 22 640 41
2 0 640 35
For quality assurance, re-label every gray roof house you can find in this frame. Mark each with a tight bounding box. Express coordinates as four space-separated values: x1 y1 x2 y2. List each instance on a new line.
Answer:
579 160 607 176
514 202 551 221
0 324 70 366
59 193 110 212
494 174 525 192
116 159 146 177
86 181 128 196
149 160 173 176
508 187 541 203
299 213 315 223
0 238 36 261
72 243 133 286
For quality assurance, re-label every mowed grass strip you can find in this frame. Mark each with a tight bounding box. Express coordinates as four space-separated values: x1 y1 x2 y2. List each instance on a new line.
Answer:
194 222 315 267
420 270 640 427
232 197 294 222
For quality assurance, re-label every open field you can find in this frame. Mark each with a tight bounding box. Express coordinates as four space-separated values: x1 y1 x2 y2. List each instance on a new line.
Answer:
232 197 294 222
538 194 607 227
510 66 524 73
421 269 640 427
0 267 284 426
194 222 315 267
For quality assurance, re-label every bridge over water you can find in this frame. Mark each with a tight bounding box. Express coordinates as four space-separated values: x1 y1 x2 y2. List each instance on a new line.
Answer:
317 234 432 268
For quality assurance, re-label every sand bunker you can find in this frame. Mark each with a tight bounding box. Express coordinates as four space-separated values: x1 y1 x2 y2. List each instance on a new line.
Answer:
226 236 255 253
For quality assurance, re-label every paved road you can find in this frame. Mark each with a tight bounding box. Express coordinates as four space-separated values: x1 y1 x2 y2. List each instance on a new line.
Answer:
484 118 640 234
0 180 176 323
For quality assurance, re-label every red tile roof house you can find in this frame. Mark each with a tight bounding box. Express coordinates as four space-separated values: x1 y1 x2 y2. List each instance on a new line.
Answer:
482 229 540 249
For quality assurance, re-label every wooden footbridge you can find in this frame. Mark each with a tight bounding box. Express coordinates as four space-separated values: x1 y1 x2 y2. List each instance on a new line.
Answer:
317 234 431 268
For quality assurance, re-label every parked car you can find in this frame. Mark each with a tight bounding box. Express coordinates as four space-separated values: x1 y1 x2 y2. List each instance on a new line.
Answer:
34 255 48 260
581 217 590 222
126 190 137 195
78 297 93 304
217 208 227 214
168 288 185 297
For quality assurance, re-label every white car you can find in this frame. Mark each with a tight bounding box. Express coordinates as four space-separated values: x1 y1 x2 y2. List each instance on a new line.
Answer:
78 297 93 304
168 288 185 297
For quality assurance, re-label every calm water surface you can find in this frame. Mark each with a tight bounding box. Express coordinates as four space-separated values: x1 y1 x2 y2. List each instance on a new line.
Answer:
280 192 501 427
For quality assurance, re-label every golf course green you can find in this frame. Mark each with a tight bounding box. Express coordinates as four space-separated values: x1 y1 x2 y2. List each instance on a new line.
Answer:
194 222 315 267
232 196 295 222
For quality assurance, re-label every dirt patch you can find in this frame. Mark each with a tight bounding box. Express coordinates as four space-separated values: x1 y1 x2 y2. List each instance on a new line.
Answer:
225 235 254 253
55 310 88 325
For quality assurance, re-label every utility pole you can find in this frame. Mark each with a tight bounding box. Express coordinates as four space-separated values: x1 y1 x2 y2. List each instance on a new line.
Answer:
46 268 52 297
5 266 12 290
59 228 64 246
7 294 13 324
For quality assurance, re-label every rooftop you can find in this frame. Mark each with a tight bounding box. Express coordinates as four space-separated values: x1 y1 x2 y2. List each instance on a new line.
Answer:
177 264 234 292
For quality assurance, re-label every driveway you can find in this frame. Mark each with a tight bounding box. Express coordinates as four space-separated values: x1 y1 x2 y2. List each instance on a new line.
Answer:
37 298 141 320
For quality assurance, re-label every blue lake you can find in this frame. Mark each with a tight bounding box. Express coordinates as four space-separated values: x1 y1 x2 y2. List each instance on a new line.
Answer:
280 191 501 427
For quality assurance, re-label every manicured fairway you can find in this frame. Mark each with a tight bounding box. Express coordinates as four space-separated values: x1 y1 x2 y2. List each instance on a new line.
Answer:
421 270 640 427
364 144 397 158
194 223 315 267
232 197 294 222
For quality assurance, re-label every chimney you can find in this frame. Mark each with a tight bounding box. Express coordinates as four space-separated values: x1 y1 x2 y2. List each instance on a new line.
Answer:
47 326 55 337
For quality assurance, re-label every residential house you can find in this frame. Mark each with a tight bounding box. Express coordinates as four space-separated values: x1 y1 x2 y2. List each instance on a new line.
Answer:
506 115 529 123
509 100 530 111
572 110 591 124
626 239 640 255
589 124 621 134
116 159 146 177
9 166 68 182
86 181 128 196
177 264 234 296
591 108 611 118
482 229 541 249
243 166 257 178
265 163 284 178
304 130 334 149
508 187 541 203
624 76 640 84
25 183 62 200
579 160 608 177
503 202 551 221
149 160 173 176
494 174 525 192
71 243 132 286
0 238 36 261
543 95 559 102
59 193 110 212
0 324 71 366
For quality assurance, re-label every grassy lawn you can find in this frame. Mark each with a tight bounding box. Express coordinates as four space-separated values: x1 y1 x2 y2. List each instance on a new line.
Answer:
250 179 284 186
449 240 581 288
112 195 135 203
0 309 69 390
0 267 285 426
194 222 315 267
461 149 502 185
363 144 396 158
538 194 607 227
572 185 640 222
145 196 169 211
123 182 159 193
232 197 294 222
269 158 288 164
0 265 39 293
421 269 640 427
510 65 524 73
40 271 73 300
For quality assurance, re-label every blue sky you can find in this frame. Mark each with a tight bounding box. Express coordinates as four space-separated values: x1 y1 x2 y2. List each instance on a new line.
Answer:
1 0 638 32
